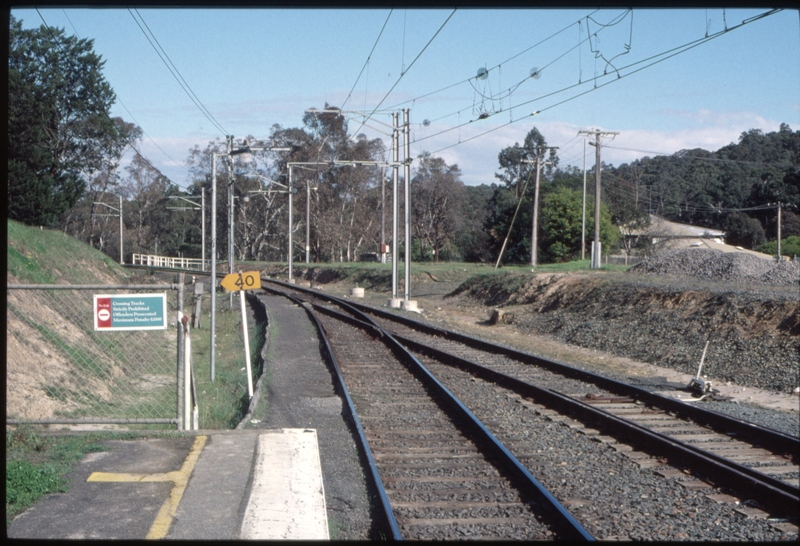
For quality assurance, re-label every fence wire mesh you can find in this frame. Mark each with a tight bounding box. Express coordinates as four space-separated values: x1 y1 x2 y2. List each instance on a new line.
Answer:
7 285 181 427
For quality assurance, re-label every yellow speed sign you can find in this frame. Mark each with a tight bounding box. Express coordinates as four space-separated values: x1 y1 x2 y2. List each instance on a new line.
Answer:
220 271 262 292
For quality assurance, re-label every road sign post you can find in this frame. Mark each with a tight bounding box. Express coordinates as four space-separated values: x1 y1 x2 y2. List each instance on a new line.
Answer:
219 272 261 398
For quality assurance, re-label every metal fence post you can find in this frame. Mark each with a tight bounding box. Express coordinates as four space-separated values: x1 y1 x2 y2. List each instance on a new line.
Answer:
177 273 185 430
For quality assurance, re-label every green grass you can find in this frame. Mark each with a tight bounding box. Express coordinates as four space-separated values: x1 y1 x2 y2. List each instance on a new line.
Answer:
7 219 129 284
7 246 54 284
190 293 266 429
254 258 629 290
5 425 183 527
8 218 261 429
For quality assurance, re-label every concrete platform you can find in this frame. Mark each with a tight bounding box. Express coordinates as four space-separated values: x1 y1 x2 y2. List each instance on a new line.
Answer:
240 429 329 540
8 429 329 540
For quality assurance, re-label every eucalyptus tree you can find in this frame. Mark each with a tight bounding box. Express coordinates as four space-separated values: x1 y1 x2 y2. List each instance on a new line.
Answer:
495 127 559 199
487 127 560 264
9 15 137 227
411 153 465 262
271 106 386 262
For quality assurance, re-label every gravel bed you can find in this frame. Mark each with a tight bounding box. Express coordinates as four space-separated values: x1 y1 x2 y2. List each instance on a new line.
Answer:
443 248 797 397
321 314 556 540
609 373 799 437
369 305 799 439
512 287 797 394
262 283 797 540
419 357 795 541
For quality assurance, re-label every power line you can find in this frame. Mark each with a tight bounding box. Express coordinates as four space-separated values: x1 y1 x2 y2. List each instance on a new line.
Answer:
340 9 393 112
51 10 192 181
383 8 626 133
602 145 792 167
468 10 630 106
128 7 228 136
115 97 192 176
383 8 605 114
33 8 181 188
350 8 457 138
603 170 783 216
422 8 781 157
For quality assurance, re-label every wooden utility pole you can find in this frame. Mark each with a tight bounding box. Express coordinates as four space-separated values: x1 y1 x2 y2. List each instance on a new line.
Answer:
582 138 587 261
777 202 782 260
578 129 618 269
522 146 557 268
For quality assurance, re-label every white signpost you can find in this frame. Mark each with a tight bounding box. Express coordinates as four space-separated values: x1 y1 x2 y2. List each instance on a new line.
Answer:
220 271 261 398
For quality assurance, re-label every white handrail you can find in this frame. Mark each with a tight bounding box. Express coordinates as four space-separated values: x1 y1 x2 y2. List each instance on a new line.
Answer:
131 254 211 271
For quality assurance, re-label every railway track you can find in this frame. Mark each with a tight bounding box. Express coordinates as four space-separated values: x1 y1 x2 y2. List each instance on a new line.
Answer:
316 310 578 539
262 278 799 539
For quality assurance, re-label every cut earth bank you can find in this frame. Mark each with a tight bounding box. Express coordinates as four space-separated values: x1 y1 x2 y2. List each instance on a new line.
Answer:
263 263 798 415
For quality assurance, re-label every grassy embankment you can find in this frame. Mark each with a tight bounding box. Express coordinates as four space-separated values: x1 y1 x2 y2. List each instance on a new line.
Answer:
5 220 262 526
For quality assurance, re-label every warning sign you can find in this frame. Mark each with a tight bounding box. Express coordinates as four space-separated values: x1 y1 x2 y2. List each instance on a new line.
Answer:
93 294 168 331
220 271 261 292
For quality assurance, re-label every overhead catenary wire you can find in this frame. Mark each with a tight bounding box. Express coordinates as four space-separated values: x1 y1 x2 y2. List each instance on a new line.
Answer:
467 10 630 106
349 8 457 139
601 145 793 168
422 8 782 157
115 98 193 178
382 8 604 114
128 7 229 136
52 10 191 177
33 8 182 188
340 9 394 112
601 169 786 216
380 8 627 134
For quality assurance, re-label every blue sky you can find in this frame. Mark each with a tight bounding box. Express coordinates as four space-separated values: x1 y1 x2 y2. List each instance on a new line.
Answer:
12 7 800 188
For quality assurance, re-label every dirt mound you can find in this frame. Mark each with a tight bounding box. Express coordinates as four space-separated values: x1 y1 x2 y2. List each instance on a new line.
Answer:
6 277 119 420
448 271 798 393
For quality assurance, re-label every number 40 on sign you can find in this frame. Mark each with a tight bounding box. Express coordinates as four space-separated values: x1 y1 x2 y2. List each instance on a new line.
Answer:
220 271 261 292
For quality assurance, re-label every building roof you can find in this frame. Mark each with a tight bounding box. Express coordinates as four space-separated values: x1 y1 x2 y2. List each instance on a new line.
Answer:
627 214 724 238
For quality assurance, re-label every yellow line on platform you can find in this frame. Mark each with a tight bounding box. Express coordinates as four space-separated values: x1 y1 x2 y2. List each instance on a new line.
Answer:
87 472 175 482
85 435 207 540
146 435 207 539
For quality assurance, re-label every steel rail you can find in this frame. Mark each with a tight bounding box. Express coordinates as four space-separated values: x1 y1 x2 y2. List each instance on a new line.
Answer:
393 332 800 517
277 289 595 541
283 283 798 456
288 284 799 517
270 290 402 540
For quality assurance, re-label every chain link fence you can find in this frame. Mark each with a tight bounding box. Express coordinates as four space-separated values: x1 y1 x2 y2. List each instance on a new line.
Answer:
7 283 185 429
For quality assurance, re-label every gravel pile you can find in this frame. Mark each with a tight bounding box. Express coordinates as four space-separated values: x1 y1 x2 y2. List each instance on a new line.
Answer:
628 248 799 286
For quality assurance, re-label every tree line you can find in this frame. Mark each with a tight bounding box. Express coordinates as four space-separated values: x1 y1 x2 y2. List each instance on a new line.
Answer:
9 16 799 266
